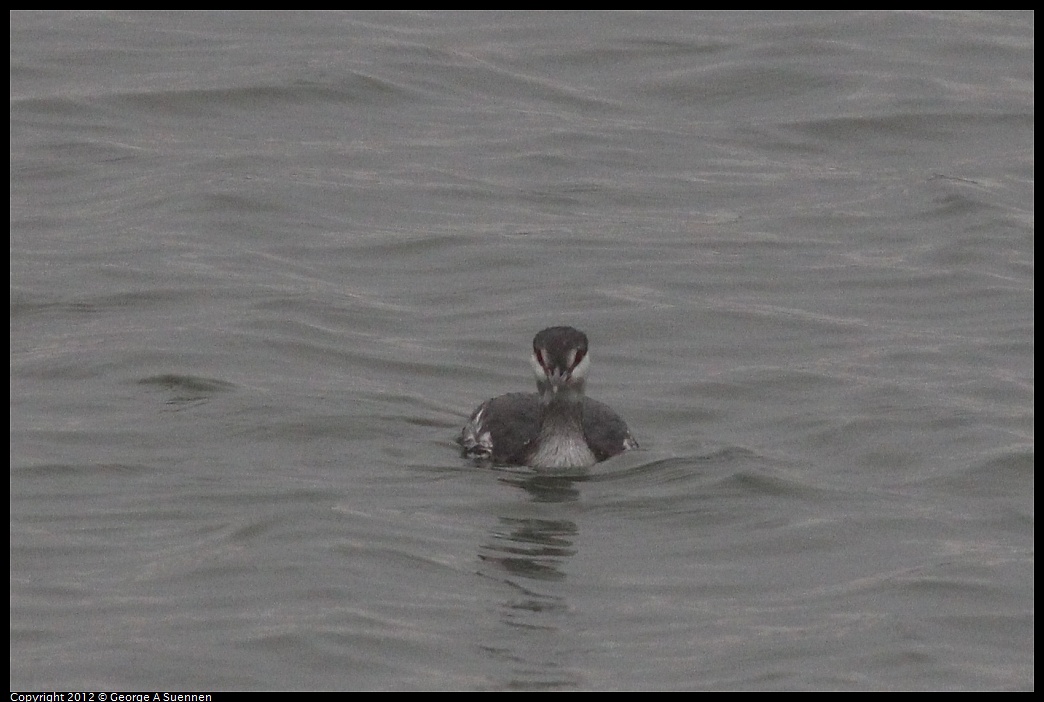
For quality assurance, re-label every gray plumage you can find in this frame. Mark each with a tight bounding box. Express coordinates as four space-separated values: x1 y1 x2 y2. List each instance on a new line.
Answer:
458 326 637 468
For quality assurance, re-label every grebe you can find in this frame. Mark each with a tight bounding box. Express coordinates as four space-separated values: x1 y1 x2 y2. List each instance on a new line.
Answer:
458 326 637 468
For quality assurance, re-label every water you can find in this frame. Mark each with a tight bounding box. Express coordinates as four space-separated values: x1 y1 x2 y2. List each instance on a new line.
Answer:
10 11 1033 690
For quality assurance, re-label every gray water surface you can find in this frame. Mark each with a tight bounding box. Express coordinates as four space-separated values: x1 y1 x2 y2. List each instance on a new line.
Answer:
10 11 1034 690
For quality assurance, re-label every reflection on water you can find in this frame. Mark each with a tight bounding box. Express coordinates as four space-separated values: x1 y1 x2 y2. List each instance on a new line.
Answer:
478 470 589 688
480 471 585 584
503 471 585 504
480 516 578 582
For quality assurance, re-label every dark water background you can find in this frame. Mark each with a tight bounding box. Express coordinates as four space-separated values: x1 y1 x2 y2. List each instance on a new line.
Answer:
10 11 1033 690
